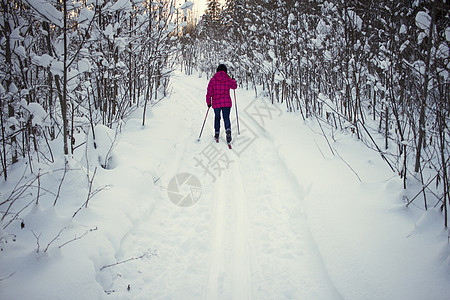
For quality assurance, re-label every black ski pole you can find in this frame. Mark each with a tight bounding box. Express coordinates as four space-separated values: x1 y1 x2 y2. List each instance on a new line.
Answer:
234 90 240 135
197 107 210 141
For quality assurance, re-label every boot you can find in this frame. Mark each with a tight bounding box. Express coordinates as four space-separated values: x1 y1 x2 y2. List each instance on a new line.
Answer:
226 130 232 143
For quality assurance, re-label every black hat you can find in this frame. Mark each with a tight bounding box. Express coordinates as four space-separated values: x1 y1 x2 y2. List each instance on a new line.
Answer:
217 64 227 73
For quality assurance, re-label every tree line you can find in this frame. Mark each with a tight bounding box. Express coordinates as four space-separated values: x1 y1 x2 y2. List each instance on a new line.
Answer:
180 0 449 227
0 0 198 232
0 0 192 180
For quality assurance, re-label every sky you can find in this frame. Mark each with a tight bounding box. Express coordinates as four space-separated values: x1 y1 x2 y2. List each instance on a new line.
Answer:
175 0 207 16
178 0 225 17
194 0 207 15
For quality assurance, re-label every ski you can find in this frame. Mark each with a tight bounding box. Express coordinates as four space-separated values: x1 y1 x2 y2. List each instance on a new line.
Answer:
214 136 231 149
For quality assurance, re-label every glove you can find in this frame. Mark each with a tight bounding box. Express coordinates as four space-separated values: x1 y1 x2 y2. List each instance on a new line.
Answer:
208 104 211 108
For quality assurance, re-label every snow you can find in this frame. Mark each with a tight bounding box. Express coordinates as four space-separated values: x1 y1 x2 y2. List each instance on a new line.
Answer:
85 124 118 170
77 7 95 28
416 11 431 31
32 53 53 68
9 28 24 42
319 92 334 113
437 43 449 60
413 59 426 76
9 82 18 94
25 0 63 27
311 38 323 49
14 45 27 58
399 40 409 53
50 60 64 77
288 13 295 25
347 10 362 31
6 116 19 127
418 31 427 45
180 1 194 10
23 102 48 126
78 58 92 73
104 24 114 40
0 70 449 300
399 24 407 34
108 0 132 12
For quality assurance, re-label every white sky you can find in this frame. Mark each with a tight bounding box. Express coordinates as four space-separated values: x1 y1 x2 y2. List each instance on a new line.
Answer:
193 0 207 16
176 0 225 17
175 0 206 16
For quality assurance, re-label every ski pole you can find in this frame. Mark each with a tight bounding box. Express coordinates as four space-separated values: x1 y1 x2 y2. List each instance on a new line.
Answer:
197 107 210 141
234 90 240 135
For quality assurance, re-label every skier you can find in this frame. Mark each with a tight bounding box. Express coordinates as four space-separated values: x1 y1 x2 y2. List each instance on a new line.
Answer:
206 64 237 144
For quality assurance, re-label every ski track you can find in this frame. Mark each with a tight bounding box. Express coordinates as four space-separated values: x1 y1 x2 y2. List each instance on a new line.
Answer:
204 173 226 299
204 155 252 300
230 161 251 300
181 73 252 299
103 71 341 299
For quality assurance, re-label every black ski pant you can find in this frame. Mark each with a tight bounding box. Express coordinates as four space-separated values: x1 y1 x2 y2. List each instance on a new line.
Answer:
214 107 231 135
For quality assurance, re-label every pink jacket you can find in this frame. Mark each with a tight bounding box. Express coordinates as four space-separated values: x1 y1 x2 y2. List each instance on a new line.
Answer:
206 71 237 109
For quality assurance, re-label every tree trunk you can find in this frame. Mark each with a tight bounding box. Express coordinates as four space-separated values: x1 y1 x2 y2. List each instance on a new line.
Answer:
414 1 435 173
59 0 69 155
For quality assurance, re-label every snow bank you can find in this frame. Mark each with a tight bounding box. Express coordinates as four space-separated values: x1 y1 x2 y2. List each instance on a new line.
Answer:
270 113 450 300
85 124 118 170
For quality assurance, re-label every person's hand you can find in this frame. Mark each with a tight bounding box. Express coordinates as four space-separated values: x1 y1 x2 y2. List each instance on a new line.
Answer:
208 104 211 108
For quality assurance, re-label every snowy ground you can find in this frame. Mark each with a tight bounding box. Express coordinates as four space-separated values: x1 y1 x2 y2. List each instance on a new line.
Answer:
1 70 449 300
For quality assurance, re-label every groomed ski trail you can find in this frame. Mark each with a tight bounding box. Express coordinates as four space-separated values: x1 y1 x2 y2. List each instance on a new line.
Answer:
174 70 342 299
204 153 251 300
99 70 342 299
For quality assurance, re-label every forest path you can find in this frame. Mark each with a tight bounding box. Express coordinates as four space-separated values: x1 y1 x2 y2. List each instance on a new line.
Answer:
100 70 342 299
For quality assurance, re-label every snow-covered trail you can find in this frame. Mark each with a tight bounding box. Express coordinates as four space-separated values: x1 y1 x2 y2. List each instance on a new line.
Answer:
94 70 450 300
171 72 342 299
2 70 449 300
96 71 341 299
